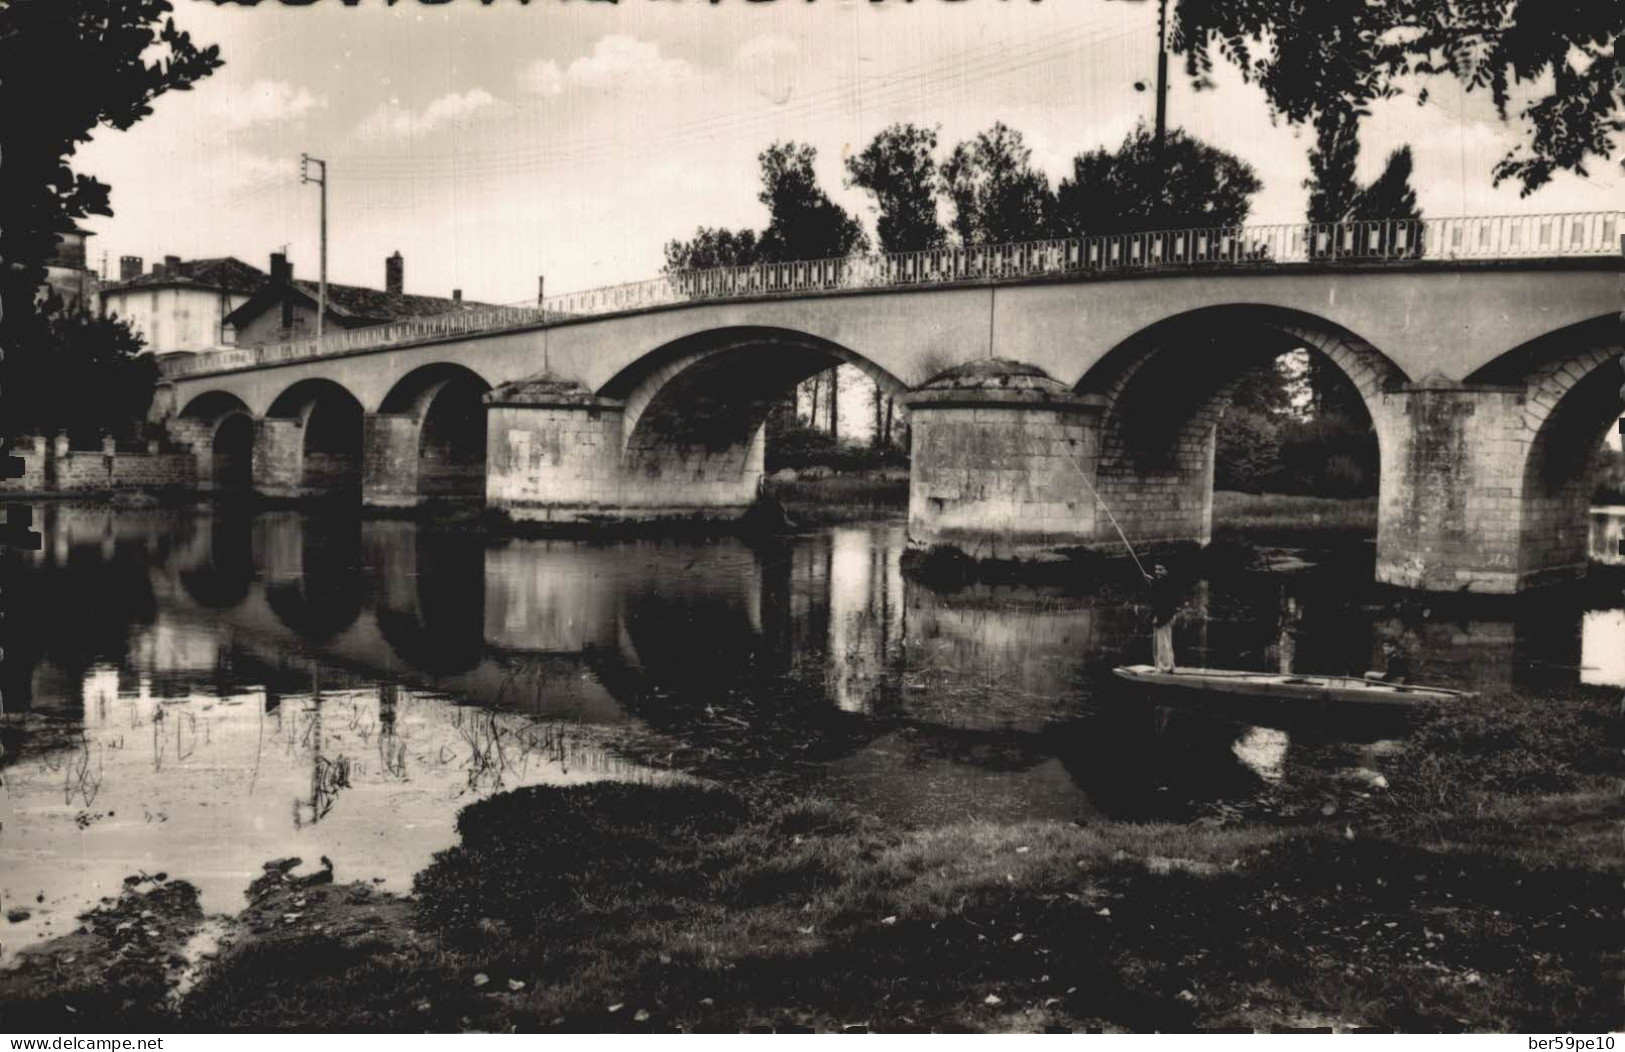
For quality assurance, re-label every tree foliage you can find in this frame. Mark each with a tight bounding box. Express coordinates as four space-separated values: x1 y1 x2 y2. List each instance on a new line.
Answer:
1 0 219 441
663 227 761 272
1172 0 1624 194
845 123 947 253
3 301 158 445
939 123 1055 245
1306 109 1422 230
1054 125 1261 236
756 142 869 262
665 142 866 269
0 0 221 332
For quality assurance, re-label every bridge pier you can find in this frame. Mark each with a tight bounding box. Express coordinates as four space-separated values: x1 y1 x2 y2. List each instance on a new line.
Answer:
1374 383 1532 594
251 418 308 498
484 375 767 522
904 361 1108 560
165 417 219 489
362 413 423 508
484 377 632 522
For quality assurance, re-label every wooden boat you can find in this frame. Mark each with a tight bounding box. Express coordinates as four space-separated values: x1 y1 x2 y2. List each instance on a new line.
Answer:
1112 664 1475 708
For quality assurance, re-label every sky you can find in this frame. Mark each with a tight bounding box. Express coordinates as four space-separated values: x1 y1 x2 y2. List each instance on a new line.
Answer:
78 0 1621 310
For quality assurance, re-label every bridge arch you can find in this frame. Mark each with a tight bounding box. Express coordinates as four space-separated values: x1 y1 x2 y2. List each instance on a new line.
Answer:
264 378 365 497
1467 316 1624 584
602 327 908 511
1076 305 1407 546
178 391 256 493
374 363 493 501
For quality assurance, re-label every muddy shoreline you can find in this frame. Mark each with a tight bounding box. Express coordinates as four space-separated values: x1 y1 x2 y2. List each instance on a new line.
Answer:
4 681 1622 1033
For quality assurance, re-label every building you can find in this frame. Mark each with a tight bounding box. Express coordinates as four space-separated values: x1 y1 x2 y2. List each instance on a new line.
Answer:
224 251 482 347
42 224 100 313
98 255 266 357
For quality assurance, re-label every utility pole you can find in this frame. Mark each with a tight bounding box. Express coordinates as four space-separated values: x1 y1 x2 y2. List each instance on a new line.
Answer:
300 153 328 339
1153 0 1169 151
1114 0 1171 151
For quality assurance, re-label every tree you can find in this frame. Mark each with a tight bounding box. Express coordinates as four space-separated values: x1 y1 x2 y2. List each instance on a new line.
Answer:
939 123 1055 245
3 300 158 445
1305 119 1423 260
1305 108 1363 227
663 227 761 272
845 123 947 253
1053 125 1261 237
665 142 866 271
0 1 221 332
1172 0 1623 195
1 1 219 442
756 141 869 263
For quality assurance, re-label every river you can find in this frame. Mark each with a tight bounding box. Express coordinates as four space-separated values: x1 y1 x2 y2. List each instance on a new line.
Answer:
1 504 1621 961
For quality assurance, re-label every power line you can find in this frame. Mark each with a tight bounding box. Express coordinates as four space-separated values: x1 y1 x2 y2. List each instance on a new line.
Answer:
324 22 1153 186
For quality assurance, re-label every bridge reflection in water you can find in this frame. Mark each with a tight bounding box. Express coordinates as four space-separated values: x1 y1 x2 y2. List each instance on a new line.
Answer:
3 505 1623 957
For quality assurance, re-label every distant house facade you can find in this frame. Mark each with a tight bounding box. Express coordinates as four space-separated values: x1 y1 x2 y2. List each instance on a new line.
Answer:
99 255 265 357
43 225 100 313
226 251 480 347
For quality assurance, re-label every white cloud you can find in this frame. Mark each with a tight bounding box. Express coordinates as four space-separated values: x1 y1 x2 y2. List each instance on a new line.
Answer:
356 88 499 141
208 79 327 131
518 59 566 98
735 35 800 106
517 36 697 100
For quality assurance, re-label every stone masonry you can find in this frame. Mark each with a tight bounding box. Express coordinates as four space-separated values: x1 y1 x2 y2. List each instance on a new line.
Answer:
1374 384 1529 593
904 360 1107 560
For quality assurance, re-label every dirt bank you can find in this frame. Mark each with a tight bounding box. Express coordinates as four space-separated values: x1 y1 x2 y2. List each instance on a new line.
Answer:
3 685 1621 1033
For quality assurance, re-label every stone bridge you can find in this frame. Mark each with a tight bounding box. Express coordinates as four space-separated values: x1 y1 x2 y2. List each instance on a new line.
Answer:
156 215 1625 593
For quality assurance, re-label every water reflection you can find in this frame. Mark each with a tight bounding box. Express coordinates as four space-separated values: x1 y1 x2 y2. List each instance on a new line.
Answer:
0 661 669 961
3 504 1622 959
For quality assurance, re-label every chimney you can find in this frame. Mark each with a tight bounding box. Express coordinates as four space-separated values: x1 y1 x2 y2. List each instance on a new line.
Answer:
119 256 143 282
385 251 404 296
270 253 293 330
452 289 462 305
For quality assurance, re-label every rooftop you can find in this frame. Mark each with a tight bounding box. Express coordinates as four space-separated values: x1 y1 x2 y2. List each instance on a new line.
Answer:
286 278 489 324
104 257 266 296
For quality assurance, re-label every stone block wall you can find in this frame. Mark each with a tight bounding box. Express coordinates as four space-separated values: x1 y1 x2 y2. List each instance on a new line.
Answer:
486 396 763 522
0 438 194 494
621 427 765 515
1374 386 1528 593
362 414 421 507
486 403 628 521
1094 412 1219 550
907 402 1103 559
252 418 306 498
0 439 48 494
1514 345 1625 585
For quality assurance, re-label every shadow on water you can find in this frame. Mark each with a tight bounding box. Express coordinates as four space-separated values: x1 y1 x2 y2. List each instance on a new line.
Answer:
2 505 1623 958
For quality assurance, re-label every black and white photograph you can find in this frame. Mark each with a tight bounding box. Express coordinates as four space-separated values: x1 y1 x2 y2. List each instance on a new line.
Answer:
1 0 1622 1036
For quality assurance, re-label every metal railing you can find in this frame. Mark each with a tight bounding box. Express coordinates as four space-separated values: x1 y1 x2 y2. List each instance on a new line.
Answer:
160 211 1621 379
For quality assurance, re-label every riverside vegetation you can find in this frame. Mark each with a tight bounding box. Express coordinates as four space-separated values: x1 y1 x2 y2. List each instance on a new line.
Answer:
2 626 1622 1033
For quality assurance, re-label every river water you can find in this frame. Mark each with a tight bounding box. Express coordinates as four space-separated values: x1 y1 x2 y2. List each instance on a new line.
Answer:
2 504 1622 960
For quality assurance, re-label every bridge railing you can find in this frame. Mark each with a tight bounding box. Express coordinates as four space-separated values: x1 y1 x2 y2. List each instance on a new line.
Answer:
161 211 1621 378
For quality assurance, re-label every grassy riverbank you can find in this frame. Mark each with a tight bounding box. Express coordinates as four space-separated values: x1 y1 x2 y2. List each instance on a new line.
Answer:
1211 491 1377 535
762 469 909 526
3 682 1621 1033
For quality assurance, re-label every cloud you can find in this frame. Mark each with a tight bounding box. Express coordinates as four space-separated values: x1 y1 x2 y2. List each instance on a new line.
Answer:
208 79 327 131
735 35 800 105
356 88 499 141
517 36 697 99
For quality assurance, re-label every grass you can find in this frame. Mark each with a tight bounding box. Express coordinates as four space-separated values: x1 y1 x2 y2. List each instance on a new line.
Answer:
1212 491 1377 534
762 471 909 527
7 679 1620 1033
